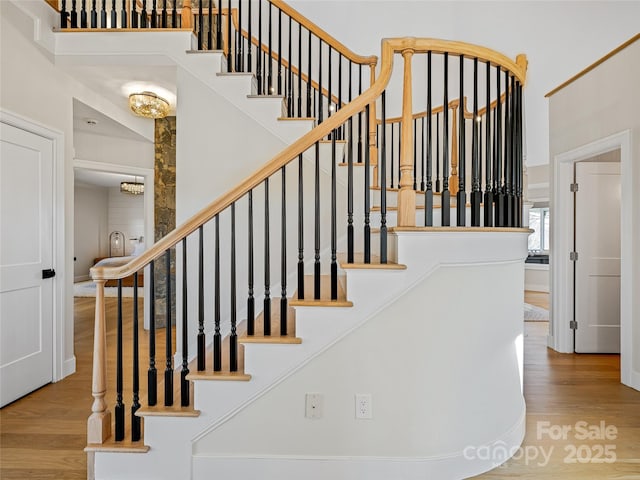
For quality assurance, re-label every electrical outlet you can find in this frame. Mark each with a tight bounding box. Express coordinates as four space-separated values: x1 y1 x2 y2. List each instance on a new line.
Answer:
355 393 372 419
305 393 323 419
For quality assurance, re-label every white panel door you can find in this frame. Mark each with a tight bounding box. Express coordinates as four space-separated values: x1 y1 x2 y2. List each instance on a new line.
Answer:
0 121 54 407
574 161 621 353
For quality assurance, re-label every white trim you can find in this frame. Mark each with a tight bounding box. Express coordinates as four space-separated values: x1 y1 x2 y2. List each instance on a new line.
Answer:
63 356 76 378
192 411 525 480
73 159 155 330
550 130 635 390
0 108 67 382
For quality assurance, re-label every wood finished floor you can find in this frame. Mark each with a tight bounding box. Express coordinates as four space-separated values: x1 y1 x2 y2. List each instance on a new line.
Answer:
1 293 639 479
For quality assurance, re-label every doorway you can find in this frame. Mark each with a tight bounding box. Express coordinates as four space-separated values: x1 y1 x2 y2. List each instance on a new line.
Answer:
573 158 621 353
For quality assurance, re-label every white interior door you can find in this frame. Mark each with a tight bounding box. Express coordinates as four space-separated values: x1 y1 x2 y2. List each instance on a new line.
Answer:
574 161 621 353
0 121 54 407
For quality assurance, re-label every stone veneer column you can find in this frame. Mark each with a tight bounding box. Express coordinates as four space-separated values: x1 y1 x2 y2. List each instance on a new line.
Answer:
154 116 176 328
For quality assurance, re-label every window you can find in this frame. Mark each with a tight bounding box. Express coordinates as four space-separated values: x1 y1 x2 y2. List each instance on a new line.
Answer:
528 207 550 253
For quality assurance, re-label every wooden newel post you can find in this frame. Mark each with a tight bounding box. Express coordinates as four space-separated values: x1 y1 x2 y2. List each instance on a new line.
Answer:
450 105 459 195
181 0 192 29
369 64 379 187
398 48 416 227
87 279 111 444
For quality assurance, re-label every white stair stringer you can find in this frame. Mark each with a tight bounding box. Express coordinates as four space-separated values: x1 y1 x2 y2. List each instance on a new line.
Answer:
94 229 529 480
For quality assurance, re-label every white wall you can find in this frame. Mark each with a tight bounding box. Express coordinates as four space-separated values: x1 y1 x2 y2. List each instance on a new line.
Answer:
289 1 640 167
74 131 154 170
107 187 145 256
548 39 639 389
193 261 526 479
74 184 109 281
525 264 549 293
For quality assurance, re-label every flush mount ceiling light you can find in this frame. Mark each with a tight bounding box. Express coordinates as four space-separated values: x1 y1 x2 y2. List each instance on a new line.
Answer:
128 91 170 119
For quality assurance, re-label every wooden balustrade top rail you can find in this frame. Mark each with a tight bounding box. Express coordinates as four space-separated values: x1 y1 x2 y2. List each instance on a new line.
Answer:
91 36 526 281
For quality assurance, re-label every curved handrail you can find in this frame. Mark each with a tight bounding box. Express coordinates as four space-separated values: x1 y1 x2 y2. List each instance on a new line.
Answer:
91 36 526 280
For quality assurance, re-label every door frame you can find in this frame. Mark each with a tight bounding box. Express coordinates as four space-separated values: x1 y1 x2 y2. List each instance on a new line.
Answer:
0 109 67 382
550 130 634 387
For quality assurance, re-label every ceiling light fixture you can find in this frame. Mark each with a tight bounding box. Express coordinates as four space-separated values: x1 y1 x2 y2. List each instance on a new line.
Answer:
128 91 170 119
120 177 145 195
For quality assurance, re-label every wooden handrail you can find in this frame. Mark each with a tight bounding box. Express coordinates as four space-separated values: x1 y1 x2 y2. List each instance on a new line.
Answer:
91 37 526 281
269 0 377 67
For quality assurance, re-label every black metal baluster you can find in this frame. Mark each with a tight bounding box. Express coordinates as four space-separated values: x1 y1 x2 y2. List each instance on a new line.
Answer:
297 154 305 299
246 0 251 69
347 108 354 263
504 70 512 227
267 2 272 92
421 116 425 192
306 29 312 117
207 0 212 49
457 55 466 226
297 23 302 117
328 46 333 133
425 51 434 226
236 0 242 71
80 0 87 28
495 66 504 226
314 142 321 298
281 167 288 333
110 0 116 28
413 118 417 191
436 112 440 193
264 179 271 335
171 0 176 28
100 0 107 28
230 203 238 372
442 53 451 226
71 0 78 28
131 272 141 441
131 0 138 28
161 0 167 28
397 121 402 189
180 239 189 407
140 0 147 28
150 0 157 28
164 249 173 406
247 191 255 335
216 0 222 50
115 279 124 441
213 215 221 371
197 226 205 369
226 0 231 70
338 54 343 139
330 131 337 300
121 0 127 28
287 16 293 116
364 104 371 263
198 0 203 49
61 0 68 28
484 61 493 227
516 82 524 227
380 92 388 263
471 57 481 226
509 74 517 227
148 260 157 405
277 8 282 94
256 0 262 92
91 0 97 28
357 65 362 163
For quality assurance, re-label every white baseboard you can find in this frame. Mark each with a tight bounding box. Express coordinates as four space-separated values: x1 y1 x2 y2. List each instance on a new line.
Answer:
193 412 526 480
62 356 76 379
74 275 90 283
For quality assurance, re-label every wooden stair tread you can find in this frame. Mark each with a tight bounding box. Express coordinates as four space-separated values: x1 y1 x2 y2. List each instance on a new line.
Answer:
319 139 347 145
239 298 301 344
370 186 442 195
187 332 251 381
277 116 316 122
290 275 353 307
85 439 149 454
338 162 369 167
338 253 406 270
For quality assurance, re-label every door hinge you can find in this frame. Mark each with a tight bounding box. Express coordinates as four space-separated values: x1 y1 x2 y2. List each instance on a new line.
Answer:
570 251 579 261
570 320 578 330
570 183 579 192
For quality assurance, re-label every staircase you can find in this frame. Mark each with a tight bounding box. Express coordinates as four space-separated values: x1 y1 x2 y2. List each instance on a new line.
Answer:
46 2 531 478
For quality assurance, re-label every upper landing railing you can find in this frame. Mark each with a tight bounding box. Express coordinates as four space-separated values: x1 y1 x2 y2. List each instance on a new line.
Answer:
53 0 378 134
85 36 527 448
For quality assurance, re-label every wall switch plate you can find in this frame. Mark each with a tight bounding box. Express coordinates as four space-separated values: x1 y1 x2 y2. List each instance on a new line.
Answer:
305 393 323 419
355 393 372 419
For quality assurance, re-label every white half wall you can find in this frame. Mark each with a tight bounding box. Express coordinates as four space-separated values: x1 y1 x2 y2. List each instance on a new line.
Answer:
548 39 639 390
